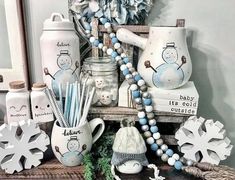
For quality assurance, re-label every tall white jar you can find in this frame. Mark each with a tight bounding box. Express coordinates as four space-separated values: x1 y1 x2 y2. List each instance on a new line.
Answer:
6 81 31 123
31 83 54 123
40 13 80 98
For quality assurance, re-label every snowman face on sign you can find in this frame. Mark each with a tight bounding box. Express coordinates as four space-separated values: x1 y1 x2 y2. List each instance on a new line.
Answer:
95 78 106 89
162 43 178 64
57 50 72 70
67 136 80 152
100 91 112 105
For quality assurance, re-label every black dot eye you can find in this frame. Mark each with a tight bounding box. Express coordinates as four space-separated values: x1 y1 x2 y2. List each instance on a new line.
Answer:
35 106 38 109
47 104 50 108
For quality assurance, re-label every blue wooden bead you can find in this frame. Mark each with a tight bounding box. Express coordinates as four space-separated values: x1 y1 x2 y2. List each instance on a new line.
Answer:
143 98 152 105
132 90 140 98
100 18 108 25
122 69 130 76
111 51 118 58
174 161 183 170
93 40 99 47
150 126 158 133
166 149 174 157
111 37 118 44
139 118 147 125
151 143 158 151
134 74 142 81
123 57 129 63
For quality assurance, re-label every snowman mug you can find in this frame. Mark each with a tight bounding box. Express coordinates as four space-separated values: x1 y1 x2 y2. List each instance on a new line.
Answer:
51 118 105 166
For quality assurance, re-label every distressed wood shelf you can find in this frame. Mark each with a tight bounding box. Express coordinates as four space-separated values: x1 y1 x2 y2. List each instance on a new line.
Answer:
88 107 190 145
0 158 201 180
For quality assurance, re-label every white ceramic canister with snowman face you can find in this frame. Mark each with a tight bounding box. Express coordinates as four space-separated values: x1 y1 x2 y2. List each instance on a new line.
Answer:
31 83 54 123
40 13 80 98
6 81 31 123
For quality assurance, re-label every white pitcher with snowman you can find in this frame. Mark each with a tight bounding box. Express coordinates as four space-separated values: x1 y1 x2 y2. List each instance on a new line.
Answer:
116 27 192 89
40 13 80 97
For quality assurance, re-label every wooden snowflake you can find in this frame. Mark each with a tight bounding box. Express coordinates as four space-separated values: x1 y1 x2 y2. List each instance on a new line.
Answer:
0 120 50 174
175 116 233 165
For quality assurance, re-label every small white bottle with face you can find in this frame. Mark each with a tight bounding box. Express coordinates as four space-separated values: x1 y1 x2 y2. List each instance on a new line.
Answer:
6 81 31 123
31 83 54 123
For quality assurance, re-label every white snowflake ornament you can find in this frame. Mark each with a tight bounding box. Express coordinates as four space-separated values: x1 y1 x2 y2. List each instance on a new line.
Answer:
0 120 50 174
175 116 233 165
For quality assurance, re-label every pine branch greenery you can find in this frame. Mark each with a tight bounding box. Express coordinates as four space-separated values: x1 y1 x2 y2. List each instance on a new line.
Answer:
83 127 115 180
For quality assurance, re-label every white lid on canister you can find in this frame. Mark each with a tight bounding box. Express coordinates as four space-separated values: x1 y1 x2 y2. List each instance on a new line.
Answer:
43 13 74 31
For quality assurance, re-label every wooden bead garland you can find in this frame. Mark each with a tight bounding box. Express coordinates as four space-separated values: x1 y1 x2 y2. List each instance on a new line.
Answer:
82 17 192 170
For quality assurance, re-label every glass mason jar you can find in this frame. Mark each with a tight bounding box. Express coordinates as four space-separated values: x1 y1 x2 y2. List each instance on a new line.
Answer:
81 57 118 107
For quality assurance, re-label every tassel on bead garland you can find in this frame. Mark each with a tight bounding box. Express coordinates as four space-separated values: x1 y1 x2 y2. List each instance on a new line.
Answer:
183 162 235 180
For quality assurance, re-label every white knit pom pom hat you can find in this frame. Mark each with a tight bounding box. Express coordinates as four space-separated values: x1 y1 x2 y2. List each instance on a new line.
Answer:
111 125 149 166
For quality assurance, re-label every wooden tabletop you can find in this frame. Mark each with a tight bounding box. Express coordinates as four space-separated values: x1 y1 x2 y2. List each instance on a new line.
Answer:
0 158 201 180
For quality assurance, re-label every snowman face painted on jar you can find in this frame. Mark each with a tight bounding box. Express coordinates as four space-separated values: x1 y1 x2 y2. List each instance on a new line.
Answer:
57 51 72 70
100 91 112 105
116 160 143 174
9 104 28 116
162 43 178 64
67 137 80 152
33 98 52 118
95 78 106 89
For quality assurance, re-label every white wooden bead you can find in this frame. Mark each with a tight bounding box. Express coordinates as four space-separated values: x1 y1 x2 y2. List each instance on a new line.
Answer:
186 160 193 166
145 106 153 112
135 98 141 104
107 48 113 55
98 43 103 49
125 74 132 79
120 65 127 71
146 137 154 145
153 132 161 140
109 33 115 38
161 144 168 152
144 131 152 138
138 111 145 118
102 46 107 52
137 79 145 86
143 92 150 98
121 53 127 58
89 37 96 43
156 139 163 146
149 119 156 126
172 154 180 161
156 149 163 156
141 125 149 132
85 29 90 34
168 157 176 166
132 72 138 76
104 22 111 28
130 84 138 91
126 62 132 68
115 56 121 61
114 43 121 49
161 154 169 162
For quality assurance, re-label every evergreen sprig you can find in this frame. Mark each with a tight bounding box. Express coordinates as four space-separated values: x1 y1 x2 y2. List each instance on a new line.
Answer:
83 128 115 180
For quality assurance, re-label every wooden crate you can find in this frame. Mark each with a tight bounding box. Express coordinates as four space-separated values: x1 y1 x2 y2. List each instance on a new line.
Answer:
87 19 187 146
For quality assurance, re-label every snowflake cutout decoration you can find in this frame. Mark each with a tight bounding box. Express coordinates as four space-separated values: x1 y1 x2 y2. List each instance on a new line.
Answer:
0 120 50 174
175 116 233 165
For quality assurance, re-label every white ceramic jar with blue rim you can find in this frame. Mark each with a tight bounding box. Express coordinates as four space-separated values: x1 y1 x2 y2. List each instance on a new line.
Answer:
40 13 80 98
81 57 118 107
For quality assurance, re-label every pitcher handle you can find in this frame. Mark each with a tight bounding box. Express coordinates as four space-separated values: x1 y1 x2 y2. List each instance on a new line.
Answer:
89 118 105 144
116 28 148 50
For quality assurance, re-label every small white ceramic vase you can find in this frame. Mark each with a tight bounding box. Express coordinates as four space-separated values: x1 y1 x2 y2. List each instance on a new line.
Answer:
51 118 105 166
